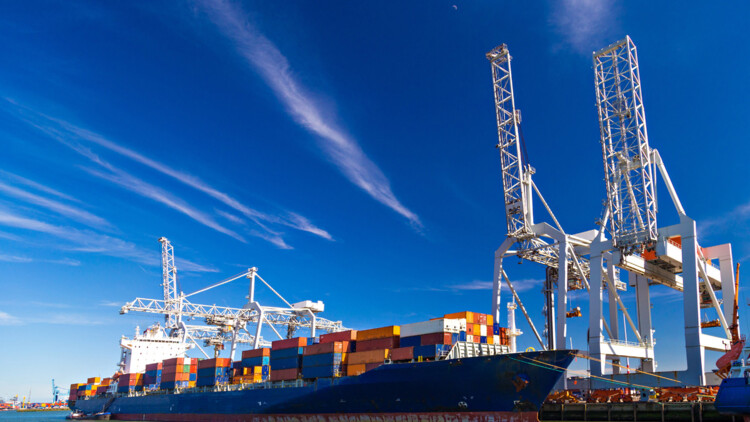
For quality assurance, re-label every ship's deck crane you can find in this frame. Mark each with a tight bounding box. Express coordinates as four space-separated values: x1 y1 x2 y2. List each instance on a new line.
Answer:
587 36 737 386
486 44 616 353
120 238 347 360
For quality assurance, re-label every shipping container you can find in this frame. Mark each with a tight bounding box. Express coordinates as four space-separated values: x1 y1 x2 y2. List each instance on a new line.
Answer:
271 356 302 370
242 348 271 359
444 311 474 323
197 357 231 369
399 335 421 348
162 357 185 367
420 332 453 346
348 349 389 365
302 365 342 379
302 352 344 367
272 337 307 350
357 326 399 341
270 347 304 360
391 346 414 361
270 368 299 381
303 341 350 355
414 344 452 359
400 319 462 337
242 356 270 367
356 336 399 352
319 330 357 343
346 363 366 376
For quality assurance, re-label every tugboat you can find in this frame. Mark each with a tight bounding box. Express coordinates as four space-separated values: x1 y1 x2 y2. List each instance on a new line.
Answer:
713 264 749 417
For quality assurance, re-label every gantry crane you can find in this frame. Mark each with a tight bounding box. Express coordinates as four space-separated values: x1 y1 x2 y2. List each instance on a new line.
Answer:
120 238 347 363
486 44 620 352
587 36 737 386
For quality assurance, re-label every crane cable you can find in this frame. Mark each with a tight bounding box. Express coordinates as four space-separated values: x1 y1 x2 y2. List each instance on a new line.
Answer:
573 353 682 384
508 355 654 390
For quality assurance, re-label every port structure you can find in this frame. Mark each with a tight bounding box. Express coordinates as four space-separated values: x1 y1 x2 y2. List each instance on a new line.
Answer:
586 36 736 386
486 44 615 355
120 238 347 367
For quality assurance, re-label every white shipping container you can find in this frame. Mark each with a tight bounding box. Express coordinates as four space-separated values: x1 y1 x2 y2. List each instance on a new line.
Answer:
458 318 467 331
480 324 488 337
467 334 474 343
493 335 500 345
400 318 462 337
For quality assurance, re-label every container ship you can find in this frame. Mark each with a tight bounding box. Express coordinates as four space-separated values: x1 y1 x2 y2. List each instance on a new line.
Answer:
69 311 575 421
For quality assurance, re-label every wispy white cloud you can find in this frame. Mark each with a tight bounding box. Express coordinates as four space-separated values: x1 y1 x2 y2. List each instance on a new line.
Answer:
216 209 246 225
0 254 32 263
0 310 22 326
448 278 544 293
198 0 421 229
0 253 80 266
0 170 80 203
2 98 332 247
549 0 618 55
82 165 246 243
0 178 109 229
175 258 219 273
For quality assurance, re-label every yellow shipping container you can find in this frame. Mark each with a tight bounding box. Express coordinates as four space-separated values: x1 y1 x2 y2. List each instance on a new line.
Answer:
87 377 101 384
445 311 475 324
348 349 390 365
487 314 494 326
357 326 400 341
346 364 367 376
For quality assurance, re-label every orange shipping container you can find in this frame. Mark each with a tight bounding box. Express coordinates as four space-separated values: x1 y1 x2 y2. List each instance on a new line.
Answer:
487 314 494 326
476 314 487 325
87 377 101 384
348 349 390 365
357 326 400 341
347 364 367 376
444 311 474 324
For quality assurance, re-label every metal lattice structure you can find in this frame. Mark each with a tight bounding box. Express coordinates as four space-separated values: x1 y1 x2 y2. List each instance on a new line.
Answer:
487 44 532 239
594 36 657 251
159 237 179 328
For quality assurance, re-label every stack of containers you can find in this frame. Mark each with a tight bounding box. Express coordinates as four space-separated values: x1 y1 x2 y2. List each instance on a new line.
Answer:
270 337 306 381
444 311 502 345
236 348 271 384
95 378 112 395
197 357 231 387
69 383 83 401
116 373 143 393
144 362 163 390
347 326 398 376
302 340 351 379
161 357 194 390
394 318 462 362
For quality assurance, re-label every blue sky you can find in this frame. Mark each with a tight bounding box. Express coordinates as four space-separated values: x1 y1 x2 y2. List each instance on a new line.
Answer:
0 0 748 402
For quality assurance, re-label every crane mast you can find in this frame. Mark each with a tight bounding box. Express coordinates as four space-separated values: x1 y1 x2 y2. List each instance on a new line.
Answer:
159 237 179 329
593 36 657 252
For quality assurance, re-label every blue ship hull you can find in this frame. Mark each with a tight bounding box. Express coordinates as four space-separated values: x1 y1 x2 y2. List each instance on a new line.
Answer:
715 377 750 415
71 350 574 421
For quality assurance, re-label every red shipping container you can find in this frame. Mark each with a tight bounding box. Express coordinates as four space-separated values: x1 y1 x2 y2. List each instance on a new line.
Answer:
190 364 197 374
161 365 182 375
145 362 163 371
356 336 399 352
319 330 357 343
391 347 414 361
272 337 307 350
477 314 488 325
162 357 185 367
198 357 231 369
365 362 384 371
303 341 351 355
242 348 271 359
270 368 300 381
472 335 480 343
420 332 452 346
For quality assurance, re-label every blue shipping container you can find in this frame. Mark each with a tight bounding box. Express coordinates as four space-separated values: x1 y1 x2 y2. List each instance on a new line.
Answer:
198 367 231 378
302 365 342 379
242 356 270 367
160 381 190 390
459 331 467 342
302 352 342 367
271 356 302 370
270 347 305 359
451 333 460 344
262 365 270 376
399 336 421 348
480 336 487 344
196 377 228 387
414 344 451 359
493 323 500 335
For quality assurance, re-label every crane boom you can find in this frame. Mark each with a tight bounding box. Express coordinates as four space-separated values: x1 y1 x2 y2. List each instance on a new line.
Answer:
593 36 657 251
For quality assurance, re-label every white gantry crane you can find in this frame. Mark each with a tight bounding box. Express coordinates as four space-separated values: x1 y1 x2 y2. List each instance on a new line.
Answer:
486 44 620 353
119 238 347 370
587 36 736 386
